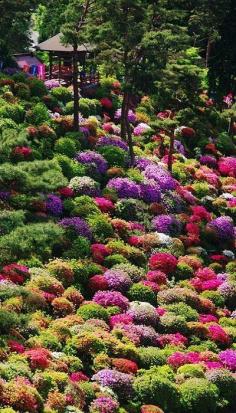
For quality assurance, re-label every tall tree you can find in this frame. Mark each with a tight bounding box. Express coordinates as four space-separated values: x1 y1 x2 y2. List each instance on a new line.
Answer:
34 1 70 42
85 0 173 164
0 0 38 61
61 0 93 131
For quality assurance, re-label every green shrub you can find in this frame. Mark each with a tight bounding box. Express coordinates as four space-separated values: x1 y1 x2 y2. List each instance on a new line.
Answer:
0 128 29 162
28 78 47 97
134 367 179 411
207 369 236 407
128 283 156 305
77 303 108 321
175 262 194 280
0 103 24 123
165 303 198 322
177 364 205 379
0 223 64 264
55 154 86 180
159 313 188 334
0 354 31 380
14 82 31 99
54 137 79 158
51 86 72 103
97 145 127 167
104 254 129 268
179 378 219 413
138 347 171 368
201 290 225 307
25 103 50 125
113 263 145 282
19 159 67 192
63 236 90 259
87 214 113 242
0 309 26 333
0 210 25 234
68 195 100 217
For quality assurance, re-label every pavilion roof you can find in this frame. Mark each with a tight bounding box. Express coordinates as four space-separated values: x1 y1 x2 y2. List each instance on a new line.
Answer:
37 33 93 53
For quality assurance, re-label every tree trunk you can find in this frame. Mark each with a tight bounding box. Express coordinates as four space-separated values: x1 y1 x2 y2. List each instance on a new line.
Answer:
121 91 127 140
73 44 79 131
125 92 135 165
206 38 212 68
168 133 174 172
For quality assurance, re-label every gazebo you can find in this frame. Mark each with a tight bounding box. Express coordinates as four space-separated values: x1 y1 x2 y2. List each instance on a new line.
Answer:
37 33 98 86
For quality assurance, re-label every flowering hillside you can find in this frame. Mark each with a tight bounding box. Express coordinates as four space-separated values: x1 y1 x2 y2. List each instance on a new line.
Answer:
0 74 235 413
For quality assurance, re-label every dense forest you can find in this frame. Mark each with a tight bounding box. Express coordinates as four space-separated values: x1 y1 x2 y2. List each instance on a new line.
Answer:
0 1 235 413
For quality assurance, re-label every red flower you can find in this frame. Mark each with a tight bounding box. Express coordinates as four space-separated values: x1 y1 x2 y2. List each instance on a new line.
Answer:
58 187 74 197
146 271 167 285
13 146 32 158
25 348 51 369
100 97 113 109
69 372 89 382
112 358 138 374
149 253 177 274
8 340 25 353
89 275 109 292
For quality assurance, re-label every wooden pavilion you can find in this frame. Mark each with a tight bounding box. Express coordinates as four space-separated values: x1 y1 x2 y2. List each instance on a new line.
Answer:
37 33 99 87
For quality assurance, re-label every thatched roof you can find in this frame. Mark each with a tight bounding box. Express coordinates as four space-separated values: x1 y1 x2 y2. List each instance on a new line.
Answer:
37 33 93 53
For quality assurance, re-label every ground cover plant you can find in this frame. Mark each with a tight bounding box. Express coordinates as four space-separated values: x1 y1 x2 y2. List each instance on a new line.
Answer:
0 67 235 413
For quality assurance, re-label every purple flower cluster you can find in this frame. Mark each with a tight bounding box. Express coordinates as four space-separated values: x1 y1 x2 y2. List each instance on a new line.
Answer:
199 155 217 168
75 150 108 174
107 178 140 199
89 396 119 413
58 217 92 240
104 269 132 292
152 214 182 236
174 140 185 155
92 369 133 397
46 194 63 216
114 109 136 123
96 136 128 151
144 164 177 191
0 191 11 201
135 157 155 171
140 180 161 203
208 216 235 242
219 349 236 371
127 302 159 326
93 291 129 311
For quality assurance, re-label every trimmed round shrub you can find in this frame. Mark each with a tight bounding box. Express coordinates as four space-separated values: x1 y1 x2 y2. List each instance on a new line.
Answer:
179 378 219 413
77 303 108 321
128 283 156 305
134 369 179 411
54 137 79 158
98 145 127 168
51 86 72 103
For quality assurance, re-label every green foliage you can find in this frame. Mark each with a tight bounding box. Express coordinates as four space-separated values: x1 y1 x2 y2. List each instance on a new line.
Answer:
0 128 29 162
179 378 219 413
0 209 25 234
87 214 113 243
0 309 26 333
55 154 86 179
0 103 24 123
165 303 199 322
134 366 179 411
97 145 127 168
128 283 156 306
66 195 100 217
25 103 50 125
51 87 72 104
77 303 108 321
0 223 64 264
177 364 205 379
28 78 47 97
54 137 79 158
63 236 90 259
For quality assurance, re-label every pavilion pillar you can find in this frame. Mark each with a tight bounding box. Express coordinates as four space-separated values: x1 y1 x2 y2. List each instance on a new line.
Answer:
49 52 53 79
